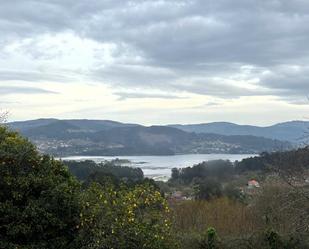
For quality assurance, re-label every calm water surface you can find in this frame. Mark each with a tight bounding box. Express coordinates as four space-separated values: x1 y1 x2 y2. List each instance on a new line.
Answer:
61 154 256 181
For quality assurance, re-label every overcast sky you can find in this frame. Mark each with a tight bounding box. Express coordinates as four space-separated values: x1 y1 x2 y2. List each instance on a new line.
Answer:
1 0 309 125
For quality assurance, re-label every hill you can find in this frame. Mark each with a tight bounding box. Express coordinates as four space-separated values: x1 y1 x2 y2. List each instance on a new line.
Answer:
9 118 138 132
7 119 291 156
170 121 309 143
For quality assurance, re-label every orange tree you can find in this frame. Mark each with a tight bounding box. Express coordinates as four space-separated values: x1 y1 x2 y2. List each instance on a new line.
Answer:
75 181 176 249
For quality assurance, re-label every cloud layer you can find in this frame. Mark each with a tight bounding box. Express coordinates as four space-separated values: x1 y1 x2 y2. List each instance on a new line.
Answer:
0 0 309 124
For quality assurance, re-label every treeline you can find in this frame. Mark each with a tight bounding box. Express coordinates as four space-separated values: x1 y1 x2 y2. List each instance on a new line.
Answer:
169 160 241 201
168 147 309 202
171 147 309 183
171 160 234 184
235 147 309 173
64 159 161 193
64 160 144 182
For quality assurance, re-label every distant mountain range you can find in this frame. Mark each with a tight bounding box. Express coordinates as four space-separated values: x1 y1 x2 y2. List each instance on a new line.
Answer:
6 119 296 156
170 121 309 143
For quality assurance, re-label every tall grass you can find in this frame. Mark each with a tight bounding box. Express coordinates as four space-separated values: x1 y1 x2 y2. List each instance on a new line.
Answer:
172 197 259 237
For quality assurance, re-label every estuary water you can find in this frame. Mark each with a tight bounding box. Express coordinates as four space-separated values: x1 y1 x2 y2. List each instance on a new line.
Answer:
61 154 256 181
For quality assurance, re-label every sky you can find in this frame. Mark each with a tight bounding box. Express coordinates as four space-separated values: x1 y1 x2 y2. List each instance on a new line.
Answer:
1 0 309 126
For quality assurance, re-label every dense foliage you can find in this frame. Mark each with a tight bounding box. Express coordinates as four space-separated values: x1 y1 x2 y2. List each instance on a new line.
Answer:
235 147 309 173
65 159 144 182
169 160 237 200
76 182 174 249
0 126 176 249
0 126 81 249
171 160 234 184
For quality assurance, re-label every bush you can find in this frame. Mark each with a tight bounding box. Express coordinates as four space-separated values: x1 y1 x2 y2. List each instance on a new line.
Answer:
199 227 220 249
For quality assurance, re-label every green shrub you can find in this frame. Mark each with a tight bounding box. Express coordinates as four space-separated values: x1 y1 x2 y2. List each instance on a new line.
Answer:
199 227 220 249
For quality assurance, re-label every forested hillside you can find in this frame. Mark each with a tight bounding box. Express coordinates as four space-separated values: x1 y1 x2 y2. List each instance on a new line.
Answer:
8 119 292 156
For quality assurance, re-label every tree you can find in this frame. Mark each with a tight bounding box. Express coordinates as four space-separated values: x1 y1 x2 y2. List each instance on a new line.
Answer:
171 168 180 180
0 126 81 249
76 182 176 249
194 179 222 200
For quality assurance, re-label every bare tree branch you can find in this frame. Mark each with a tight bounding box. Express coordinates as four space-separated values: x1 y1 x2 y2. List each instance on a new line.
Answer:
0 110 9 124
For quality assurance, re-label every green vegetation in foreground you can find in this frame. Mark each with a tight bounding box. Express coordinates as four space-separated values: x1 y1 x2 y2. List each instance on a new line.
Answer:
1 125 309 249
0 126 175 249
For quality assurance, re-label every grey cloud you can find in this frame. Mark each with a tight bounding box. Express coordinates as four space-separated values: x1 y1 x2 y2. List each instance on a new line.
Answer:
0 86 57 95
82 0 309 67
114 92 187 101
278 97 309 106
92 64 272 98
0 70 78 83
1 0 309 102
181 101 223 110
204 101 222 107
171 81 265 97
257 65 309 99
3 0 309 66
92 64 177 88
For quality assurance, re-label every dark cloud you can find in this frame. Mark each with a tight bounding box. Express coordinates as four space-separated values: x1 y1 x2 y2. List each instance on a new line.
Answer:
259 65 309 93
1 0 309 102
